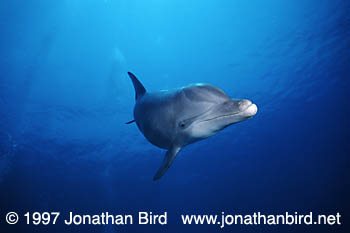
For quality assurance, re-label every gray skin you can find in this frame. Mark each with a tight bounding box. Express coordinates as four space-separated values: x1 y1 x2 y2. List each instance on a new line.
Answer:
127 72 257 180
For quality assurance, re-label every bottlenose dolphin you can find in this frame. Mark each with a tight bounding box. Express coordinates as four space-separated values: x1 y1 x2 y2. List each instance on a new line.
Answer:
127 72 257 180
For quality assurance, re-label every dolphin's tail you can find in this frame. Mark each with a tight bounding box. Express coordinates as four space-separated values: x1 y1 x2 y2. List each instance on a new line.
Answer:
127 72 146 100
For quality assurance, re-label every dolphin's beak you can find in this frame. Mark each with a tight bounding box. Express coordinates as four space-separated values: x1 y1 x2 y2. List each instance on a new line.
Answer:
240 102 258 117
246 104 258 116
234 99 257 117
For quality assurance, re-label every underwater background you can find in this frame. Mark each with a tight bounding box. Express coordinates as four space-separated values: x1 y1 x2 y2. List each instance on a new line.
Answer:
0 0 349 232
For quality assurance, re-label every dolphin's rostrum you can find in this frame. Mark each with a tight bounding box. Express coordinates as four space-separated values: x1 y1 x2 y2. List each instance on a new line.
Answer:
127 72 257 180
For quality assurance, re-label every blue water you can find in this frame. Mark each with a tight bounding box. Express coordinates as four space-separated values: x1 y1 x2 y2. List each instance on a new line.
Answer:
0 0 349 232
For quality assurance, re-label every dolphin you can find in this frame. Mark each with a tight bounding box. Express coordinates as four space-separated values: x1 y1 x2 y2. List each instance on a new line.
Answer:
127 72 258 180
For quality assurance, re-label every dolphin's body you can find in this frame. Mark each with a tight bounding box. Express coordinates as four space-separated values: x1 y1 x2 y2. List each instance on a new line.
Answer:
127 72 257 180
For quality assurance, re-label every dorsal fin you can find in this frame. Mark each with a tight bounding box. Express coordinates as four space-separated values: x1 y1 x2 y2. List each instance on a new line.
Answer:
127 72 146 100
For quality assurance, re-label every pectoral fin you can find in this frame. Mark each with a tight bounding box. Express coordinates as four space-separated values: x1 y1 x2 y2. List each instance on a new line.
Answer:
125 119 135 124
153 146 181 181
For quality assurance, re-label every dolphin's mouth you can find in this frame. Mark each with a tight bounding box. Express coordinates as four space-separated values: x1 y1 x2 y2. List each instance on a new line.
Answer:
200 112 240 122
200 103 257 122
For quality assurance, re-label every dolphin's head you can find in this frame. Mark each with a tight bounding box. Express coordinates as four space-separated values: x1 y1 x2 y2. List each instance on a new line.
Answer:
188 98 258 138
174 84 257 145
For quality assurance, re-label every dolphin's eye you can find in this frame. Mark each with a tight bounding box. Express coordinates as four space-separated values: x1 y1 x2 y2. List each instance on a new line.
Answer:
179 122 186 129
